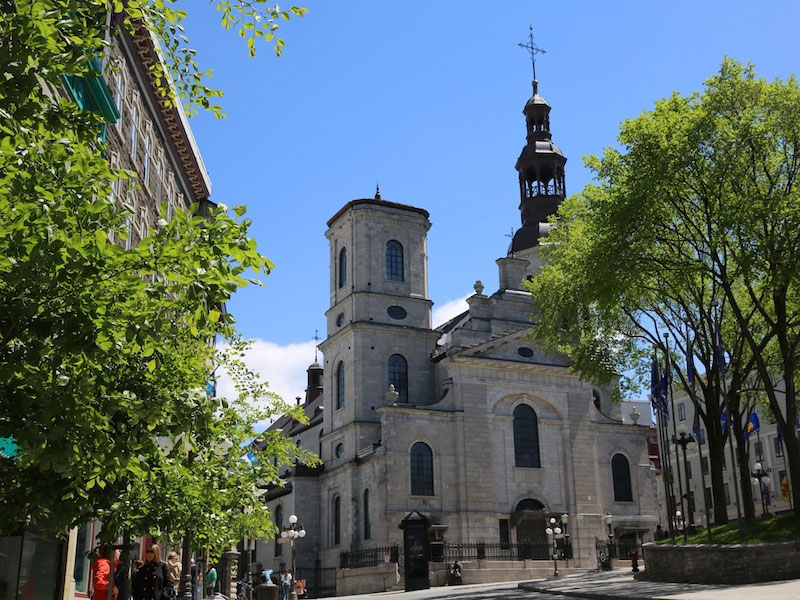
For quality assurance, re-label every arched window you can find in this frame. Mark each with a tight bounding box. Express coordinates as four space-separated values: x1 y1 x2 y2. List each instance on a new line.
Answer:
363 489 371 540
513 404 541 468
388 354 408 403
274 505 283 556
612 453 633 502
386 240 404 281
336 362 345 409
338 247 347 289
410 442 434 496
332 495 341 546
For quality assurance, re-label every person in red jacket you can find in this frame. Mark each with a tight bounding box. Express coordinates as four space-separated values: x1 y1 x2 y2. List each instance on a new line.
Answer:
92 545 120 600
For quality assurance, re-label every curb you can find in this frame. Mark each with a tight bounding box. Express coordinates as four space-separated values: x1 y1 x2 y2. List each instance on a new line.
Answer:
517 580 669 600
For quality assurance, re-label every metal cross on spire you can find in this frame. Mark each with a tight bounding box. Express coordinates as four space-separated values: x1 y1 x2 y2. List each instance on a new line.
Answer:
313 329 320 362
518 24 546 81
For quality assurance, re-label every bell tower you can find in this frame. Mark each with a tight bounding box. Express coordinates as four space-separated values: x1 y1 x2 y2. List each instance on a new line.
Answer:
510 27 567 256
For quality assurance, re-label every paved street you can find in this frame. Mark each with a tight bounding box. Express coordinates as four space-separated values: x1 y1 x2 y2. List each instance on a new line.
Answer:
335 581 573 600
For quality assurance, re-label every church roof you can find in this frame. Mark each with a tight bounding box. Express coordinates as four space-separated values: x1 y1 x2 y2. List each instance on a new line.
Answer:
327 198 429 228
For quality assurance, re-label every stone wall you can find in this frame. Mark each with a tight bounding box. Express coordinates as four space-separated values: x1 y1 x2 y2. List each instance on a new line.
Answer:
643 541 800 583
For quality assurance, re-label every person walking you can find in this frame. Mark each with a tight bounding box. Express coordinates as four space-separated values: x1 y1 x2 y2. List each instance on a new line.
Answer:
133 544 175 600
166 552 182 589
204 563 217 598
92 545 120 600
279 570 292 600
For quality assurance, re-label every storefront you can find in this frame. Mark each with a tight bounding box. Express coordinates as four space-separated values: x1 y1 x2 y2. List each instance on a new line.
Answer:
0 528 65 600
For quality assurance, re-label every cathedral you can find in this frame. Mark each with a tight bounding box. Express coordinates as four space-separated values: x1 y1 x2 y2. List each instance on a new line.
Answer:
255 72 658 593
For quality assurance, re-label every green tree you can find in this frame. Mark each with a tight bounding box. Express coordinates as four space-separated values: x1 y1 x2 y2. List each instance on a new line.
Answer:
0 0 309 540
526 59 800 520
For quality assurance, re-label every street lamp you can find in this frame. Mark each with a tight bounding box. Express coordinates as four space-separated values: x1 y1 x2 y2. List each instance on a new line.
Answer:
279 514 306 597
672 424 696 536
544 517 563 577
603 514 614 559
751 462 771 518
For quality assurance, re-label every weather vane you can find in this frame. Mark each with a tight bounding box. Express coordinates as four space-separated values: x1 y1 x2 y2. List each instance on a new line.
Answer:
518 24 546 81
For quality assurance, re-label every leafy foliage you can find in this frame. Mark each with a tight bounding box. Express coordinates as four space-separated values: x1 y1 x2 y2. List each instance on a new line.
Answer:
0 0 313 546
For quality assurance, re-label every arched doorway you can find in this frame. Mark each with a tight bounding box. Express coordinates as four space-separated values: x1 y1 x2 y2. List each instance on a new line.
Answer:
511 498 548 545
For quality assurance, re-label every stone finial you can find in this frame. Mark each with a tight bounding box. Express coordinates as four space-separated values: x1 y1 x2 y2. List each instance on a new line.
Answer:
474 280 485 296
629 405 640 425
386 384 399 404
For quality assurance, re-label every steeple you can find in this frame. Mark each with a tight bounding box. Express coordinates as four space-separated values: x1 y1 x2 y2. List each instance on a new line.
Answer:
510 30 567 254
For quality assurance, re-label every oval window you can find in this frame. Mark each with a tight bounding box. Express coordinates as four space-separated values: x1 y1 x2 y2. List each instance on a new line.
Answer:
335 443 344 458
387 306 407 320
336 313 345 327
517 347 534 358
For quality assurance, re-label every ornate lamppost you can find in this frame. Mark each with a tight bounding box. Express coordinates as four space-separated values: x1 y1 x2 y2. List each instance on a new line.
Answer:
544 517 564 577
751 462 771 518
279 514 306 596
603 514 614 559
672 424 696 534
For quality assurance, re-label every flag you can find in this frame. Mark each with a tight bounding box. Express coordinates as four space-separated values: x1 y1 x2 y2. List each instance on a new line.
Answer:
660 368 669 416
720 410 727 432
686 335 696 392
797 414 800 431
781 473 791 501
692 409 701 442
776 423 783 447
650 357 661 415
714 335 727 376
743 411 760 441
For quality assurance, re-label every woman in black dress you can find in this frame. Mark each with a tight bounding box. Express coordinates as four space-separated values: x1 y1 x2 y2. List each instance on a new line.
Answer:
133 544 174 600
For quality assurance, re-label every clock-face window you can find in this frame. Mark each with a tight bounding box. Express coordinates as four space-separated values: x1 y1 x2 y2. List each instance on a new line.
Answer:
517 347 534 358
387 306 407 320
336 313 344 327
335 443 344 459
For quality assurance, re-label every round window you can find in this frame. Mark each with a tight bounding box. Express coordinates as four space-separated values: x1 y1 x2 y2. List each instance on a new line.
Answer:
336 313 344 327
517 347 534 358
387 305 407 320
335 443 344 458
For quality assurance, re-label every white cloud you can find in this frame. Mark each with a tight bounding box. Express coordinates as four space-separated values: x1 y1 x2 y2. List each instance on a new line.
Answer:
432 294 470 328
216 339 319 430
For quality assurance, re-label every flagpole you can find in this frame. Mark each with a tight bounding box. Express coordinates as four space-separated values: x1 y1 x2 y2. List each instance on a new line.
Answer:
685 318 712 543
654 391 675 541
665 333 688 543
711 299 744 543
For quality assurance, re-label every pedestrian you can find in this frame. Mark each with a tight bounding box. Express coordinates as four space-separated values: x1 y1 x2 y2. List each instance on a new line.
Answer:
91 544 120 600
166 552 182 589
279 569 292 600
205 562 217 598
654 525 664 541
190 559 198 600
452 561 462 585
133 544 175 600
131 560 144 600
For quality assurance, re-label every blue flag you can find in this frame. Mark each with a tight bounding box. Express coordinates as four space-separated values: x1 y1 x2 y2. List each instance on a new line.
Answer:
692 409 701 442
660 369 669 416
720 410 727 432
650 357 661 415
743 411 760 441
714 336 727 376
776 424 783 448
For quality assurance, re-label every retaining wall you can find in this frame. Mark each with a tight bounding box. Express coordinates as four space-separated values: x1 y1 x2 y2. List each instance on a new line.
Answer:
643 541 800 584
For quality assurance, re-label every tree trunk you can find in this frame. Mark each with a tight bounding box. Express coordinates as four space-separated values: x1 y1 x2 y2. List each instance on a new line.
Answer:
782 429 800 517
732 418 755 521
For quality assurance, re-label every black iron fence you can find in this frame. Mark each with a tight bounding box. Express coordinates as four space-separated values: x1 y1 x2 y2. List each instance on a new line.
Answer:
339 545 399 569
339 540 574 570
297 561 336 598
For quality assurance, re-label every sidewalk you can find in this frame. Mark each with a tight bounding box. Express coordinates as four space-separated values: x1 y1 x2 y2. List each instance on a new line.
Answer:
518 569 800 600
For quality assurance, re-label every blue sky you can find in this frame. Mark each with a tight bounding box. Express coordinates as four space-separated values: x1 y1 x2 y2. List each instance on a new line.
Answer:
181 1 800 404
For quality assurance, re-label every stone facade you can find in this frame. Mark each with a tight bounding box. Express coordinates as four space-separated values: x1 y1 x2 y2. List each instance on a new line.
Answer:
256 79 659 593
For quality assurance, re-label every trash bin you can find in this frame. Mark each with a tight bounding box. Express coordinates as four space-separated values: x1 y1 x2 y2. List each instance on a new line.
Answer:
256 583 278 600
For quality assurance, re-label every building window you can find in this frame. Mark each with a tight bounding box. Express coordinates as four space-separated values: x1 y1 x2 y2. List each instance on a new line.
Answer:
130 103 138 157
499 519 510 548
336 362 345 409
698 429 706 445
143 133 151 187
338 247 346 288
274 505 283 557
701 456 709 476
678 403 686 421
72 523 93 593
333 496 341 546
754 440 764 461
386 240 404 281
335 443 344 459
388 354 408 403
513 404 540 468
363 489 371 540
775 435 784 457
410 442 434 496
612 453 633 502
704 487 713 509
115 70 125 124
